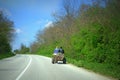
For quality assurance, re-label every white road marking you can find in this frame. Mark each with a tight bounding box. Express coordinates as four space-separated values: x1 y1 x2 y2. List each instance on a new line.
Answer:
16 56 32 80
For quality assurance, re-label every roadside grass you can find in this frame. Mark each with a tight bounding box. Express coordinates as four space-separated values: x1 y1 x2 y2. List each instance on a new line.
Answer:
0 53 15 59
67 57 120 79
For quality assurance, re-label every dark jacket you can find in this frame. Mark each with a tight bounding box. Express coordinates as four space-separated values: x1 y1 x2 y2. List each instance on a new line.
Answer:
59 48 64 54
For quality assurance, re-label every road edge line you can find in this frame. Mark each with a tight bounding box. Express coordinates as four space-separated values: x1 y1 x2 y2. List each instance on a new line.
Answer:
16 55 32 80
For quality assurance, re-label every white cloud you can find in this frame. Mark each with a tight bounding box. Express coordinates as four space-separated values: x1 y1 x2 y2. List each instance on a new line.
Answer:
45 21 54 28
15 28 22 34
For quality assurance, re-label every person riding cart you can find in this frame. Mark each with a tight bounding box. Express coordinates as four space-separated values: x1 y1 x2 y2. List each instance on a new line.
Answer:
52 46 66 64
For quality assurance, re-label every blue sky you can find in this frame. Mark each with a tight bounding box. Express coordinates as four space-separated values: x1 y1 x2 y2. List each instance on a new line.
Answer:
0 0 62 50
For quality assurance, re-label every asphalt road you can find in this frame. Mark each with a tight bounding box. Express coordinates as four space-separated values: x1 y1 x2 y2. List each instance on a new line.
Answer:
0 54 115 80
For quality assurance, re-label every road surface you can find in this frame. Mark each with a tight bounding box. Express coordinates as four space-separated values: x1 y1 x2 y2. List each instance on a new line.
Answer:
0 54 115 80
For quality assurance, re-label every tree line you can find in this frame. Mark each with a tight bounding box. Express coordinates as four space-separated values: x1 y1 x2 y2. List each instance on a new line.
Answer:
14 44 30 54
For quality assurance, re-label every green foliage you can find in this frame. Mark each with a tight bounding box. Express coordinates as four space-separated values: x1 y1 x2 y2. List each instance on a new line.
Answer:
14 49 19 54
0 52 15 59
20 44 30 54
14 44 30 54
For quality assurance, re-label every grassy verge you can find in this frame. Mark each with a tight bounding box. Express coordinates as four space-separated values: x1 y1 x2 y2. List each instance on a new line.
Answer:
0 53 15 59
67 57 120 79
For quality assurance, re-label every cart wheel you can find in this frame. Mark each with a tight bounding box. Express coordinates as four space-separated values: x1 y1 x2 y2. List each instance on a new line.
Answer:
52 58 54 64
63 57 66 64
